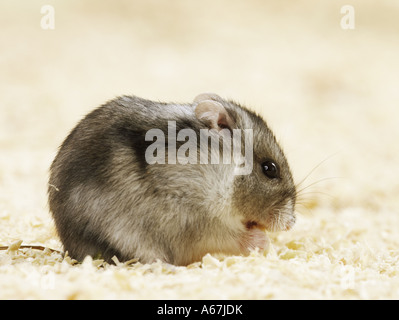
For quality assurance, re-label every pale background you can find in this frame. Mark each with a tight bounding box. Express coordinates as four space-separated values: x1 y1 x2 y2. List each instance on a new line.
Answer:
0 0 398 299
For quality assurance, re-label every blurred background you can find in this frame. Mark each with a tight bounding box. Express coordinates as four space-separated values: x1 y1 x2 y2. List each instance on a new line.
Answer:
0 0 398 244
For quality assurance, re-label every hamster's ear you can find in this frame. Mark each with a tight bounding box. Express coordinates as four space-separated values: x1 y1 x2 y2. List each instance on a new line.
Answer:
193 92 223 104
194 100 234 132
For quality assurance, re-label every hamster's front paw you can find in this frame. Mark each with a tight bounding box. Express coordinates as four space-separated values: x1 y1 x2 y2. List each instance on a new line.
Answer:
239 226 270 254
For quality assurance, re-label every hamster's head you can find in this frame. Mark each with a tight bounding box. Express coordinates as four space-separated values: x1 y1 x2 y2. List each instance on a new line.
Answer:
193 93 296 234
231 111 296 233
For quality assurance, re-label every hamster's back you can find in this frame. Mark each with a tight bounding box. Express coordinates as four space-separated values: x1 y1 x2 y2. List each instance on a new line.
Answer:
48 95 219 263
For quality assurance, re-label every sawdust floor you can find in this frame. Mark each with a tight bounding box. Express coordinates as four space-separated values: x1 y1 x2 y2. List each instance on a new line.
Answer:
1 0 398 299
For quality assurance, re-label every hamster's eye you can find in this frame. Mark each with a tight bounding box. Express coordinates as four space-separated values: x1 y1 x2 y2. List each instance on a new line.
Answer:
261 160 279 179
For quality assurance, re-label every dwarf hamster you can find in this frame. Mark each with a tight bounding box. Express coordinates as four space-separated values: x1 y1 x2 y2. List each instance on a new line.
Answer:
48 93 296 266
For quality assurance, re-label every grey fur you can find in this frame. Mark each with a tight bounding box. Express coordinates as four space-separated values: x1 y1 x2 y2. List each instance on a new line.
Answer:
48 94 296 265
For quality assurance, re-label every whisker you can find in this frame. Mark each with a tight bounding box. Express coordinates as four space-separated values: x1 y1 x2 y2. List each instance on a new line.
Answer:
295 204 314 216
296 176 341 196
295 152 341 190
296 190 335 200
274 210 281 232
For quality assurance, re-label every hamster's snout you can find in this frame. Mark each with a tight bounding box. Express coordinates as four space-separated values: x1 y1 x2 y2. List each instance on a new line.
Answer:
245 198 296 233
240 199 295 255
270 198 296 232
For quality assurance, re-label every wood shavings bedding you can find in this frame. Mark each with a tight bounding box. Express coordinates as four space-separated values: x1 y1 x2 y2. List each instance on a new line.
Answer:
1 208 398 299
1 0 399 300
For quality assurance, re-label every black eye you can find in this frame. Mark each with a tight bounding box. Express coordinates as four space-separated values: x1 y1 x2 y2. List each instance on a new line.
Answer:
261 160 279 179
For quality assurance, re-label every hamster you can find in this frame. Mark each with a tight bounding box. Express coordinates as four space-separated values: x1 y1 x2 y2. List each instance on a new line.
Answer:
48 93 296 266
